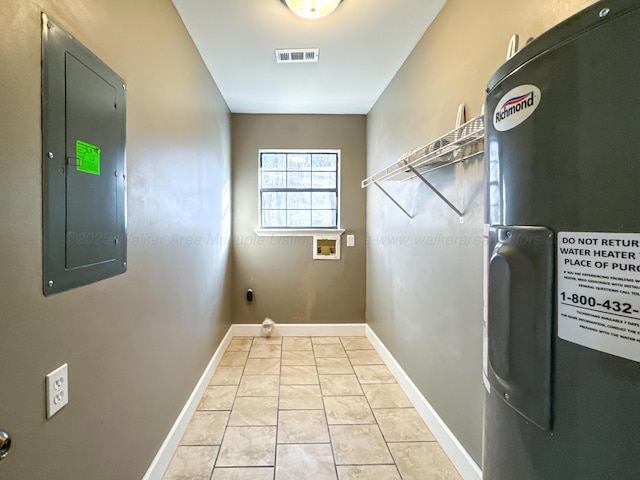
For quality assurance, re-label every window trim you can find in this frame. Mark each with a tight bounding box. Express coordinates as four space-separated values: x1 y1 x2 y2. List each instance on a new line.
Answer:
258 149 341 231
253 228 345 237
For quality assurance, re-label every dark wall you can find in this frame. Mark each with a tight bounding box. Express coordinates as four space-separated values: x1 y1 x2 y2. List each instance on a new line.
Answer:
366 0 594 465
231 114 367 325
0 1 232 478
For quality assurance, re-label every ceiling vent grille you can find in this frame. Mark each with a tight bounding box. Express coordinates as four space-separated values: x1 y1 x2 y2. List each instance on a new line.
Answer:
275 48 319 64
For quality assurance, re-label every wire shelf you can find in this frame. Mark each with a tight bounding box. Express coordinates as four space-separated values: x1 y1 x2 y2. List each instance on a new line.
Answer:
361 114 484 220
362 115 484 188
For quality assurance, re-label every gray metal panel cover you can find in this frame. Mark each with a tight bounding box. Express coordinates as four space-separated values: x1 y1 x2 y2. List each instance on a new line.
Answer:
42 16 127 295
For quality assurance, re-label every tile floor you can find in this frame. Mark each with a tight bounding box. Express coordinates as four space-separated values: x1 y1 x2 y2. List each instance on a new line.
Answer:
162 336 462 480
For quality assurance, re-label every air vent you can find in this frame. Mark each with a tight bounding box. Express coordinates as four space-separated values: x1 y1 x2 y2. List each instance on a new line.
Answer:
275 48 319 64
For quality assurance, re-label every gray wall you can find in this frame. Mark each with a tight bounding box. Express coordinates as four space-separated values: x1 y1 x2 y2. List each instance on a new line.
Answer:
231 115 366 325
0 1 231 478
366 0 595 465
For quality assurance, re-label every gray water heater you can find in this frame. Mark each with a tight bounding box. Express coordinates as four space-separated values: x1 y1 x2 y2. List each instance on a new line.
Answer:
483 1 640 478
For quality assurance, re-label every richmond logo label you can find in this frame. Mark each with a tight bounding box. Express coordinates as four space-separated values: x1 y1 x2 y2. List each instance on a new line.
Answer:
493 84 541 132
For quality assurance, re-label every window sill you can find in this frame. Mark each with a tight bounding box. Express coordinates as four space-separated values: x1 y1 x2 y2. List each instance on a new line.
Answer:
254 228 345 237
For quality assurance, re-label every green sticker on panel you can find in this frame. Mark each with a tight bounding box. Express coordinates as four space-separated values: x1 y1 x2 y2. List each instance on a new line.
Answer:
76 140 101 175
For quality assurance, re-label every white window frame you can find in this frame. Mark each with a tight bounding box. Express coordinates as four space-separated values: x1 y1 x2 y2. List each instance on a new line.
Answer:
255 149 344 237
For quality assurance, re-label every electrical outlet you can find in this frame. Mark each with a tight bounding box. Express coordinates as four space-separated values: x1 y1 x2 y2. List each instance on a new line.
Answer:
46 363 68 418
347 234 355 247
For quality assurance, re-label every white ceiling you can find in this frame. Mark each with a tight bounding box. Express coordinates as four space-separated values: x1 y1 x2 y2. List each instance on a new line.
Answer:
172 0 447 114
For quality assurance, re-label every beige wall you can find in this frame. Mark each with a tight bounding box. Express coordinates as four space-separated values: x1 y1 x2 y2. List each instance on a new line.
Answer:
0 1 231 478
366 0 595 465
231 115 366 325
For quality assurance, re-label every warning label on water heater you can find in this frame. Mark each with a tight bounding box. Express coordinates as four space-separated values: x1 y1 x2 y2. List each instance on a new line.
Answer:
558 232 640 363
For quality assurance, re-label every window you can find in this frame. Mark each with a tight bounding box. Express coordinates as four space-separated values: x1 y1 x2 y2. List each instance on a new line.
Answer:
260 150 339 229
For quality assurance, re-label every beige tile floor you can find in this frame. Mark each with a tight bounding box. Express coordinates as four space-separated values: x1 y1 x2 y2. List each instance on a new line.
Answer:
162 336 462 480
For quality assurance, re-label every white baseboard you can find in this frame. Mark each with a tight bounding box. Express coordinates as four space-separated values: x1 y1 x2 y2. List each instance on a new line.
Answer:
232 323 366 337
142 326 234 480
366 326 482 480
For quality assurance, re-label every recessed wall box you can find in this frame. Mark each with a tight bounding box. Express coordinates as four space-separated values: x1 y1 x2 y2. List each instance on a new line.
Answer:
313 235 340 260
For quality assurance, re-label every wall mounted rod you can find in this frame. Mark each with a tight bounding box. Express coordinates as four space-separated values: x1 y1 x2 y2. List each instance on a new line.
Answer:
373 182 413 219
406 165 464 217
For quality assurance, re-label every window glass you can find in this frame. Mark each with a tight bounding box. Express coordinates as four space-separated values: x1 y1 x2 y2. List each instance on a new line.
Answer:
260 151 339 229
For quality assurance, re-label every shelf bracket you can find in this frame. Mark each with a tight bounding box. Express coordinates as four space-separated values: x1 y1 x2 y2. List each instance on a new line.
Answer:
361 114 483 223
373 182 413 219
406 164 464 219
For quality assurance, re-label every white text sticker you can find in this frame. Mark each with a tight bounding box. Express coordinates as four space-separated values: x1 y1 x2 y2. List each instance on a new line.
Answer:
558 232 640 363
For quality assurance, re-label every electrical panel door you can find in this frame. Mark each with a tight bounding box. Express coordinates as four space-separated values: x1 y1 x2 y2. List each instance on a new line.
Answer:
42 15 127 295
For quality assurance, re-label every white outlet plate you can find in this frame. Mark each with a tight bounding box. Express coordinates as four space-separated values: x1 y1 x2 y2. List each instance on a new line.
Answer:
346 234 355 247
46 363 68 418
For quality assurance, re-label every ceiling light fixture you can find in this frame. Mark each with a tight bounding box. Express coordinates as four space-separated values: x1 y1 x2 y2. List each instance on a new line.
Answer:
280 0 343 20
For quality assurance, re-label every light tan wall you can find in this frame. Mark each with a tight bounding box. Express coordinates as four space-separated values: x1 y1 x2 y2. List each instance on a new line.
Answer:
231 115 366 324
366 0 595 465
0 1 231 478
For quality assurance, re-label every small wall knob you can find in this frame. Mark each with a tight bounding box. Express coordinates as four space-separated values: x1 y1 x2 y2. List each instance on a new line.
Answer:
246 289 253 303
0 430 12 462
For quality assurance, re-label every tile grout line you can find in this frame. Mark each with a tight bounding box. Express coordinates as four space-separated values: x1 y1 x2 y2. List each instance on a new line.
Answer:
211 336 252 476
317 340 340 480
274 335 282 478
211 338 253 479
269 335 281 474
340 336 403 478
